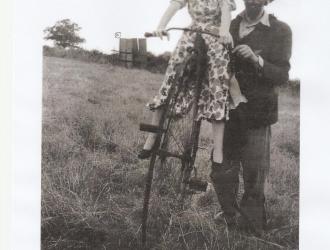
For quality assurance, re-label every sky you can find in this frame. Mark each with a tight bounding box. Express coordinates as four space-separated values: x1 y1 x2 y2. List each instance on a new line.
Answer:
41 0 304 78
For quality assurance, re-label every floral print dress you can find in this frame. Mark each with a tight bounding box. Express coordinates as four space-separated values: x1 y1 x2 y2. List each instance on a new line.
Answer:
147 0 237 121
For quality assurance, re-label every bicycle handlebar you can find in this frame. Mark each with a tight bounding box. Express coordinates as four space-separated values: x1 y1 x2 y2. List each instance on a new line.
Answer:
144 27 220 38
144 31 165 38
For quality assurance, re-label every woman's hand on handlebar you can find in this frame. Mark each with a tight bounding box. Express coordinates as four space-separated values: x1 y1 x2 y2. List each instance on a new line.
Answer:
153 29 170 41
218 31 233 48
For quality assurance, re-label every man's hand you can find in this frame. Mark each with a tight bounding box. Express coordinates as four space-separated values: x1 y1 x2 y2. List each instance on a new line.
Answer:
233 45 259 64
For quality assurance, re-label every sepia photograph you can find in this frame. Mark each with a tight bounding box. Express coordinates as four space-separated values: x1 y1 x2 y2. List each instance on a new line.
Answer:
40 0 301 249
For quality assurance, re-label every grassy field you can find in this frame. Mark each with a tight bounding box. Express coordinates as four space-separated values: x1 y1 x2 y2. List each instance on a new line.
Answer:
42 56 299 250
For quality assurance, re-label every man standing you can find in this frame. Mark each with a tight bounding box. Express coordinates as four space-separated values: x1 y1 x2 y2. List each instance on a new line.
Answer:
210 0 292 235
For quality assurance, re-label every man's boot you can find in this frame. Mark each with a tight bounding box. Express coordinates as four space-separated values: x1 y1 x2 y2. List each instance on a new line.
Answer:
210 159 239 230
238 191 267 236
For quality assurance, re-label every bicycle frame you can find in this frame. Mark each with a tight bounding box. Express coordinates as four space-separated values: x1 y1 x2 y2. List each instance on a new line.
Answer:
141 28 231 247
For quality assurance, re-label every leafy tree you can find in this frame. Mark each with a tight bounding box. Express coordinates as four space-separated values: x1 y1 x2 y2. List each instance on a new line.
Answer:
44 19 85 48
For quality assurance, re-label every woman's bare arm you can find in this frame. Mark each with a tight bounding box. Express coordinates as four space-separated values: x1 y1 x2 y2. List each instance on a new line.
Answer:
219 1 233 45
220 1 232 33
155 1 182 39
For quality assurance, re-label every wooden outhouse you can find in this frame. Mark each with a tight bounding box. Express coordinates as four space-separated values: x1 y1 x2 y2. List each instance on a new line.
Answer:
119 38 147 68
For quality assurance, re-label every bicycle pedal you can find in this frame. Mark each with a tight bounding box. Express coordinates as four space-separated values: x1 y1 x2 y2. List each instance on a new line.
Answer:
139 123 165 133
188 178 208 192
157 149 183 159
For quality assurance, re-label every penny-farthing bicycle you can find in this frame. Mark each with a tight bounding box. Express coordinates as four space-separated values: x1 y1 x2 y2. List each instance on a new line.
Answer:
140 28 234 246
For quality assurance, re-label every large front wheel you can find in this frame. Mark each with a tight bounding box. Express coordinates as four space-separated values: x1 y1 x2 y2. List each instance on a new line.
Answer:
141 36 208 245
140 99 203 247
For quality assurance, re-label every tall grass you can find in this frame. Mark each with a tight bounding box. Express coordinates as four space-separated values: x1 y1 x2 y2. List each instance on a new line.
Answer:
42 56 299 249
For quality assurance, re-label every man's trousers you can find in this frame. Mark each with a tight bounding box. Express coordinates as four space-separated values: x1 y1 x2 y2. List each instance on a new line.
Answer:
210 107 271 231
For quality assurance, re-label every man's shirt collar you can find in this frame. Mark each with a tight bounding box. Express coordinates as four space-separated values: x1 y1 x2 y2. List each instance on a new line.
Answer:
239 10 270 27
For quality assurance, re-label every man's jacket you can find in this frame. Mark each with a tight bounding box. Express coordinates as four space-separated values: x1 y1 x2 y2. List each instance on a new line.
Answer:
230 14 292 128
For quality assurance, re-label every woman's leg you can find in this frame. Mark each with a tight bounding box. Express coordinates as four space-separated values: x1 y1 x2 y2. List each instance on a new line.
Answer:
203 35 230 164
143 108 163 150
212 120 225 163
210 119 240 228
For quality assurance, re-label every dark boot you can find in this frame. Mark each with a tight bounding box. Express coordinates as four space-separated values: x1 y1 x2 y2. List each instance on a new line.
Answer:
239 191 267 235
210 158 239 230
